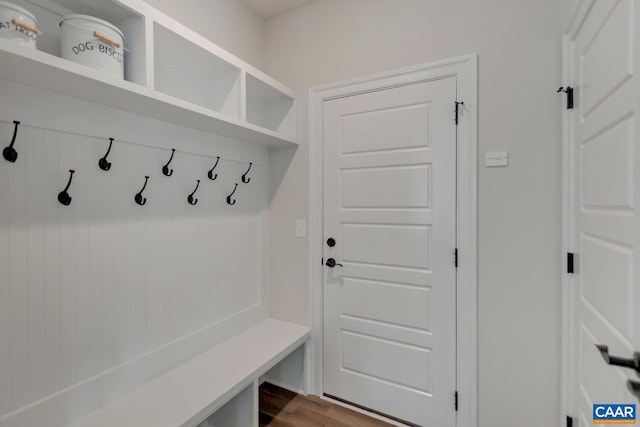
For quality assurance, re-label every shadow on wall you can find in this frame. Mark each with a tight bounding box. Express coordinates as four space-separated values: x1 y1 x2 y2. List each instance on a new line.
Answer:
269 145 298 204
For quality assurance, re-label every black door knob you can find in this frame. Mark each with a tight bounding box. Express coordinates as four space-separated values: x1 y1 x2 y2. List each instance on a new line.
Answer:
327 238 336 247
325 258 343 268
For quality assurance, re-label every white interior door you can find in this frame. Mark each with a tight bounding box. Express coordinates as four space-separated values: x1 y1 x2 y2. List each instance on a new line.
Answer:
322 77 458 427
567 0 640 423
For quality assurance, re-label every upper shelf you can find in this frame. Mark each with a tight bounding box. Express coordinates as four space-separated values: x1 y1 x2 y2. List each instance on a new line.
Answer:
0 0 297 148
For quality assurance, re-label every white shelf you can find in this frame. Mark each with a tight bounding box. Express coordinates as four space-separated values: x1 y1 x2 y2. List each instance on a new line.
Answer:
154 22 241 118
0 0 297 148
67 319 310 427
246 73 296 139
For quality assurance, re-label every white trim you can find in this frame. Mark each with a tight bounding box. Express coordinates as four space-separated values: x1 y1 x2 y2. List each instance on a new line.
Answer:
321 396 408 427
561 0 588 422
560 33 572 425
307 54 478 427
564 0 595 38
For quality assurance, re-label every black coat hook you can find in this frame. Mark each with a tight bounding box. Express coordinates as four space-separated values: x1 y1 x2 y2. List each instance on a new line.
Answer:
241 162 252 184
162 148 175 176
207 156 220 180
98 137 114 171
135 176 149 206
3 120 20 163
226 183 238 205
188 179 200 205
58 169 75 206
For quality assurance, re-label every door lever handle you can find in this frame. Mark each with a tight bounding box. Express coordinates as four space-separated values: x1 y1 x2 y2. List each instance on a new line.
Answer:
596 345 640 374
325 258 343 268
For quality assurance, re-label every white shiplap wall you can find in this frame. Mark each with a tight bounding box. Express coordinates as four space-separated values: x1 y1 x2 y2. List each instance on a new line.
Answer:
0 80 269 427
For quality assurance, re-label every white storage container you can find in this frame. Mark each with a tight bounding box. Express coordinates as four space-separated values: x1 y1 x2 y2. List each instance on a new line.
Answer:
0 1 39 49
60 14 125 79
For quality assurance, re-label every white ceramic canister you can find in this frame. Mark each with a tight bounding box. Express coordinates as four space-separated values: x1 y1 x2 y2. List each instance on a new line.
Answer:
60 14 125 79
0 1 39 49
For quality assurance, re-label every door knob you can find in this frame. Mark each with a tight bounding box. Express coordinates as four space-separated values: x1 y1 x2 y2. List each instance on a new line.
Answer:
596 345 640 374
325 258 343 268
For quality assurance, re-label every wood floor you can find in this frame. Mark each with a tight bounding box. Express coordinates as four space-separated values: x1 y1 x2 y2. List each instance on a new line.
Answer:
259 383 394 427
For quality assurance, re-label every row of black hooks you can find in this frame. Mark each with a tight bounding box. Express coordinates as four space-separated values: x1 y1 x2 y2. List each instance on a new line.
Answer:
3 120 254 207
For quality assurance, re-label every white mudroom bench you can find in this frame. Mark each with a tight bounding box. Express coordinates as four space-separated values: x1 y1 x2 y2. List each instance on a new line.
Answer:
67 319 310 427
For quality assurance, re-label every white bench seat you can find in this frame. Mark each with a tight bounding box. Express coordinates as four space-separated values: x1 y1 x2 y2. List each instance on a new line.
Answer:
68 319 310 427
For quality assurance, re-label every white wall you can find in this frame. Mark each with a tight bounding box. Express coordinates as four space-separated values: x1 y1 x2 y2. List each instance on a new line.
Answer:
0 79 270 426
144 0 265 69
264 1 567 426
0 2 271 425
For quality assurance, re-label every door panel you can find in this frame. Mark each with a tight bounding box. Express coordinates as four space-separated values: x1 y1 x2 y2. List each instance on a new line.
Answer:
341 103 432 153
342 224 431 268
581 235 632 337
323 77 457 426
342 165 431 208
581 119 633 208
580 0 632 116
342 330 432 392
568 0 639 423
341 278 431 330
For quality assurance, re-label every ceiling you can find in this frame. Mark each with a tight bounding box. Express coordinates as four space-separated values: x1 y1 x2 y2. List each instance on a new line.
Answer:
242 0 317 19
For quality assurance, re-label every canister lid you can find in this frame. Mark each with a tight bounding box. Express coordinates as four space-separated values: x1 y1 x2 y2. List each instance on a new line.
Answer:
60 14 124 40
0 1 38 23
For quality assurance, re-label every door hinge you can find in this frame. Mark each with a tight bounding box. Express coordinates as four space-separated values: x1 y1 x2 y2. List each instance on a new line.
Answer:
454 248 459 268
566 415 574 427
454 391 458 411
557 87 574 110
455 101 464 125
567 252 574 274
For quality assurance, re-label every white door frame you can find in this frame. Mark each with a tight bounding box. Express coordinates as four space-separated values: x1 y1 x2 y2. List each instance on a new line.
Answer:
307 54 478 426
560 1 589 421
560 30 574 423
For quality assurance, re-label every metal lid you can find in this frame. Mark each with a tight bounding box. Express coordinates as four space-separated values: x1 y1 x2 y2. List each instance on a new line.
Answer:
0 1 37 23
60 14 124 40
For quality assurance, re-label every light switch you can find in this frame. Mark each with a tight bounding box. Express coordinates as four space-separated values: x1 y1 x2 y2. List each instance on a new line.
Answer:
296 219 306 238
485 151 509 167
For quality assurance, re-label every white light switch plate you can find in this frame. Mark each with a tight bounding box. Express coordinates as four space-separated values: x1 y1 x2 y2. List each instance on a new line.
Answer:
296 219 306 238
485 151 509 167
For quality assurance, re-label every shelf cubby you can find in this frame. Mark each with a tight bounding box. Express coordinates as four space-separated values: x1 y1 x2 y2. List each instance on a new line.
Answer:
196 382 256 427
13 0 147 85
0 0 296 147
246 73 296 139
153 22 240 118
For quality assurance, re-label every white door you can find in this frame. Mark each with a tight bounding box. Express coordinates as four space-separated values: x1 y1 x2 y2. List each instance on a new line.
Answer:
567 0 640 423
322 77 458 427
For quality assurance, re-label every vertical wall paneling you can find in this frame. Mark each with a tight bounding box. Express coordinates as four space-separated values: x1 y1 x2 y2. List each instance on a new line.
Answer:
43 131 62 397
0 80 269 426
8 123 29 410
25 127 46 402
0 123 11 415
74 134 91 383
59 137 78 391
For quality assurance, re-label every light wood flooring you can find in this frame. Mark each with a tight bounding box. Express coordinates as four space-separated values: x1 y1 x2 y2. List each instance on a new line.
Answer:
259 383 394 427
